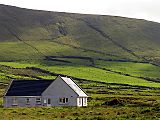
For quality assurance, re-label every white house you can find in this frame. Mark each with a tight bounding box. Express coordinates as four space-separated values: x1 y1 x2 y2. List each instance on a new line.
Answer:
3 76 88 107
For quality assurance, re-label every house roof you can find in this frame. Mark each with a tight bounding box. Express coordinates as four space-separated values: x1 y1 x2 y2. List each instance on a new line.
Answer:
61 77 88 97
5 80 53 96
5 76 88 97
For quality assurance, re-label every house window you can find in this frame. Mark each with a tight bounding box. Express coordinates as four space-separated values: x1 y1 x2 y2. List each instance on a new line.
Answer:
36 98 41 105
26 98 30 104
66 98 68 103
59 98 63 103
48 98 51 105
12 97 18 106
59 97 69 104
44 99 47 104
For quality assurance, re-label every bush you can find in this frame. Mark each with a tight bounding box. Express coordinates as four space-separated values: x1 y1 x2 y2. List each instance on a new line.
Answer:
102 98 125 106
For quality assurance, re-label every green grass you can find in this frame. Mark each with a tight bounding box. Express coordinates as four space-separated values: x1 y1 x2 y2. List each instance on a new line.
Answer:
96 60 160 79
1 87 160 120
0 62 38 68
40 65 160 87
0 61 160 88
0 40 119 62
0 62 56 81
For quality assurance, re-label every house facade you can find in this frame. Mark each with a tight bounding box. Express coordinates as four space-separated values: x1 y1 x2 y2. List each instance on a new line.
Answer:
3 76 88 107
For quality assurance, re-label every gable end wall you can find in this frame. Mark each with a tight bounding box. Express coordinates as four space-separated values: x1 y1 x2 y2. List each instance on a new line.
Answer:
42 77 78 106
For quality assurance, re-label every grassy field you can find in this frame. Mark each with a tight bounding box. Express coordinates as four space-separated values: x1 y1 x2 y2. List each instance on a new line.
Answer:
0 59 160 120
96 60 160 78
1 82 160 119
0 40 122 62
0 61 160 87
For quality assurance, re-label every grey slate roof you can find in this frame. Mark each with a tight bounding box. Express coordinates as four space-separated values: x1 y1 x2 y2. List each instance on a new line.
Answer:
5 80 53 96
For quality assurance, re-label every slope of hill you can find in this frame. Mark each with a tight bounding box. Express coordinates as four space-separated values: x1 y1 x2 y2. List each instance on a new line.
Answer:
0 4 160 88
0 4 160 65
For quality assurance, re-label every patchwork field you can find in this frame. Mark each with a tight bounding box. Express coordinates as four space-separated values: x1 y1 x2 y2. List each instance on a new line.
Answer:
0 60 160 87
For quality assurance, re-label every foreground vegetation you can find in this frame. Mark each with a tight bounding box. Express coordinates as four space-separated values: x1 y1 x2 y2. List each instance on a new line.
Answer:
1 82 160 119
0 60 160 119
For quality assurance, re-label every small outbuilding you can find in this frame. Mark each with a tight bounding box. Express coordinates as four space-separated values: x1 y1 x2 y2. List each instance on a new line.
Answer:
3 76 88 107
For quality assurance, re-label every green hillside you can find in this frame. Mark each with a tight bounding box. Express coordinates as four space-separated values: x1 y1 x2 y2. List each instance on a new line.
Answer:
1 4 160 119
0 4 160 87
0 4 160 64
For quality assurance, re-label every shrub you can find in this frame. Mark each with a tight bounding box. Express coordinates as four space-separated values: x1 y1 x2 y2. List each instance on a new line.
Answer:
102 98 125 106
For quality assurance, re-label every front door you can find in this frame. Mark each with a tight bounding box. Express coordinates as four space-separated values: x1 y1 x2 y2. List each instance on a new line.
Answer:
47 98 51 106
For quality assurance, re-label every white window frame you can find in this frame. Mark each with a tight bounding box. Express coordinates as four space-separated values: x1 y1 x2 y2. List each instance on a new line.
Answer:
36 98 41 105
12 97 18 106
59 97 69 104
44 99 47 104
26 98 30 105
83 98 87 105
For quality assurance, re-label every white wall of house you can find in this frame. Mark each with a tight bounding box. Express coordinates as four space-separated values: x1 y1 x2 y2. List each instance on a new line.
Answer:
42 77 79 106
4 96 42 107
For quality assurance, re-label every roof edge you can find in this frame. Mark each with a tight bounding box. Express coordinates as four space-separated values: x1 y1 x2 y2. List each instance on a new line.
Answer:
61 76 88 97
3 79 14 97
59 76 80 97
70 77 88 97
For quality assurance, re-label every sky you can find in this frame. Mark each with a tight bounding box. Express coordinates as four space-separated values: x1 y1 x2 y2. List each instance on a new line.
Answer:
0 0 160 23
